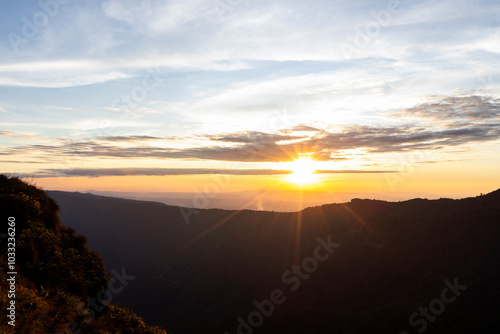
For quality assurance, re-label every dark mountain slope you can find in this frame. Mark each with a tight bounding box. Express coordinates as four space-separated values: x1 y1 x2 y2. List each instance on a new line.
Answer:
0 175 168 334
48 189 500 333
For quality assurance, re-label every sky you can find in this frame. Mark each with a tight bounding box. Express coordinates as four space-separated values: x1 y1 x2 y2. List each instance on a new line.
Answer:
1 0 499 204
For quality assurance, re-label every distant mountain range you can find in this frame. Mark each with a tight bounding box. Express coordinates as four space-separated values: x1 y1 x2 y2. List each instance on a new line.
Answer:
81 189 445 212
48 189 500 333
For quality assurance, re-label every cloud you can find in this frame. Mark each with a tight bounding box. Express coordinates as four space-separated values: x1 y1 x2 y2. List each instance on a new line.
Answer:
208 131 304 144
0 160 43 164
2 0 499 91
2 95 500 163
392 95 500 121
285 125 321 132
102 0 215 33
312 124 500 154
0 67 132 88
96 135 164 142
43 106 75 111
0 58 248 88
30 167 395 178
0 130 37 139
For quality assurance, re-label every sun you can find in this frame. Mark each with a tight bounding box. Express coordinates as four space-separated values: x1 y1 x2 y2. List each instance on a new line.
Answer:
286 157 320 185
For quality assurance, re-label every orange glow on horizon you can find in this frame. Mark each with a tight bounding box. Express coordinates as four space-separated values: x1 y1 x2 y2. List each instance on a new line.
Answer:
28 160 500 204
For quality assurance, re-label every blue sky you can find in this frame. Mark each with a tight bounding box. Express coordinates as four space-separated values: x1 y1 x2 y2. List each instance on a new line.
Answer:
0 0 499 195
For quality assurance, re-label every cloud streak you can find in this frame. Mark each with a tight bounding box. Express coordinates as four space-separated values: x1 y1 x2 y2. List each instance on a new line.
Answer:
29 168 396 178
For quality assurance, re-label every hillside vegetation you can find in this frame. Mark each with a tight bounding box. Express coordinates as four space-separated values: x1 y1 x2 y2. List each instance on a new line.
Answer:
0 175 168 334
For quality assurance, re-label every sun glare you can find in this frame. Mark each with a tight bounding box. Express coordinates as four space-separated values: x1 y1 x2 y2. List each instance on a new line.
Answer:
286 157 319 185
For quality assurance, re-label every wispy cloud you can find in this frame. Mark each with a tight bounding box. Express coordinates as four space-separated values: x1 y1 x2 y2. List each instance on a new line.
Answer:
208 131 304 144
2 95 499 165
102 0 216 33
30 167 395 178
0 58 248 88
43 106 75 111
96 135 165 142
1 0 499 186
392 95 500 121
2 0 498 89
0 130 38 139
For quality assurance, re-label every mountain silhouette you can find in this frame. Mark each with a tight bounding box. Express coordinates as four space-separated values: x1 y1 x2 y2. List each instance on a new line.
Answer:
47 188 500 333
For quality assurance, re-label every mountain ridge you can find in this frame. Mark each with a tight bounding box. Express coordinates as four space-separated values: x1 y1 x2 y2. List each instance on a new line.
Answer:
49 186 500 213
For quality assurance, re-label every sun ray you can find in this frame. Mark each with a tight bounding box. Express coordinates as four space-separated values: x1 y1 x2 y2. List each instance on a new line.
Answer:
176 184 281 253
293 186 304 263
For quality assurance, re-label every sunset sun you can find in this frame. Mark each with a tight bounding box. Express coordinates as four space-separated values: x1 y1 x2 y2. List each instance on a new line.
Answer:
286 157 320 185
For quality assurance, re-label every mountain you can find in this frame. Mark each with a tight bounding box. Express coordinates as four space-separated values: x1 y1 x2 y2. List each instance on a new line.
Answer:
83 189 442 212
48 188 500 333
0 175 168 334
